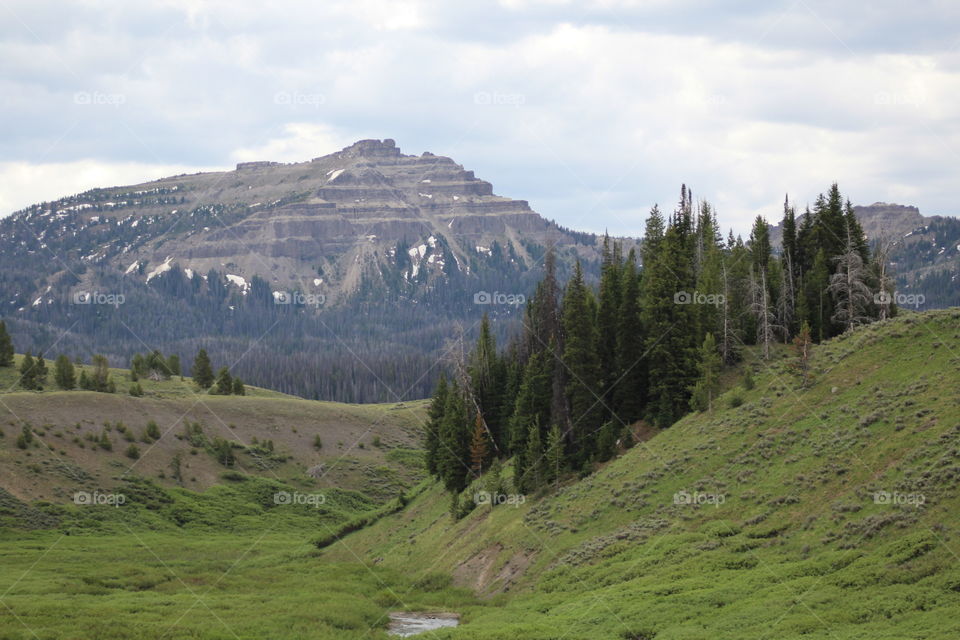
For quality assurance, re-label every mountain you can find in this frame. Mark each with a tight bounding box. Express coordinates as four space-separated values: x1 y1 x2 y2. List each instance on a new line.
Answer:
0 140 617 402
770 202 960 308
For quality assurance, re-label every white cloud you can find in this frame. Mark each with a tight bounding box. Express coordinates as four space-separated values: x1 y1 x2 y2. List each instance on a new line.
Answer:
230 123 355 164
1 1 958 234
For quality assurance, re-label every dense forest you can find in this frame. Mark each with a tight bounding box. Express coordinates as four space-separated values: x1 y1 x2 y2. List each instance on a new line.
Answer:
425 183 894 511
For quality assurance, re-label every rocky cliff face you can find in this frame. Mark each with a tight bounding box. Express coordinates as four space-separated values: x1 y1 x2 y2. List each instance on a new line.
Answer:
0 140 614 402
6 139 584 305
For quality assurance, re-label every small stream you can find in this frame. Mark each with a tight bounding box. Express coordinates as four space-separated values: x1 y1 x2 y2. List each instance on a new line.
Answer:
387 612 459 636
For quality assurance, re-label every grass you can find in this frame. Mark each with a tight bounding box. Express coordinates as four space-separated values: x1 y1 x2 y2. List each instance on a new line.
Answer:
328 309 960 639
2 309 960 638
0 531 476 640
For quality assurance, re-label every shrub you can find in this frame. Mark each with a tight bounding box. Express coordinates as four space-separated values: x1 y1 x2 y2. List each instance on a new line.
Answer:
125 444 141 459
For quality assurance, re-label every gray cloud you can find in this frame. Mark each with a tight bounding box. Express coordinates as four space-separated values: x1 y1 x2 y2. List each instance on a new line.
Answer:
1 0 958 235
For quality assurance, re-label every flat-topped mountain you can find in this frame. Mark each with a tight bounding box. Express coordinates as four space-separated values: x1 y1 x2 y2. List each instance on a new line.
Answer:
0 140 610 402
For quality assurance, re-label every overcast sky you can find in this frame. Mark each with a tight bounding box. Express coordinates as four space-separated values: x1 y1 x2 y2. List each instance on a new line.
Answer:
1 0 957 236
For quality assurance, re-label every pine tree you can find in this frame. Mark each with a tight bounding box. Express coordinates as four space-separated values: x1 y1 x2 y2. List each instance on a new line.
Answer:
805 249 831 342
192 349 214 389
90 354 112 392
544 421 565 488
613 251 644 423
828 222 873 332
690 333 722 411
54 354 76 390
231 378 245 395
596 235 622 413
748 215 772 276
424 375 448 475
167 354 182 378
468 314 502 451
211 367 233 395
468 414 489 478
508 350 552 472
0 320 13 367
34 354 48 389
641 211 698 427
131 354 145 378
437 381 470 494
518 418 544 493
562 261 602 465
19 351 38 390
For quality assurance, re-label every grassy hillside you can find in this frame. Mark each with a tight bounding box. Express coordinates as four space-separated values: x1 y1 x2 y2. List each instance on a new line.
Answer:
0 358 428 504
327 309 960 639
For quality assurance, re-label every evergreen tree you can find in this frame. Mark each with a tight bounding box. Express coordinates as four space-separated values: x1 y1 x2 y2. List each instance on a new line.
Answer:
468 414 489 477
34 354 48 389
544 421 565 488
212 367 233 395
641 211 698 427
90 354 113 392
468 314 503 451
690 333 721 412
0 320 13 367
424 375 448 475
192 349 214 389
828 222 873 332
231 378 245 395
613 251 644 423
508 351 552 475
436 381 470 494
167 354 182 378
518 418 544 493
54 354 76 390
804 249 831 342
131 353 146 378
19 351 38 390
748 215 772 276
562 261 602 465
596 235 622 413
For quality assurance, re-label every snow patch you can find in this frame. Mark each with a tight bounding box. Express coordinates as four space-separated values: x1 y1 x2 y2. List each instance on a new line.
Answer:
146 256 173 281
327 169 345 182
226 274 249 293
313 278 323 286
125 260 140 275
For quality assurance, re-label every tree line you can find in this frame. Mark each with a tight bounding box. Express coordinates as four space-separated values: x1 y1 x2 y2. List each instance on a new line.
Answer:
425 183 894 511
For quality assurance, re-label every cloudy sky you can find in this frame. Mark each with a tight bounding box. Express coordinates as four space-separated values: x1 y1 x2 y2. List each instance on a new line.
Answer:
1 0 957 236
